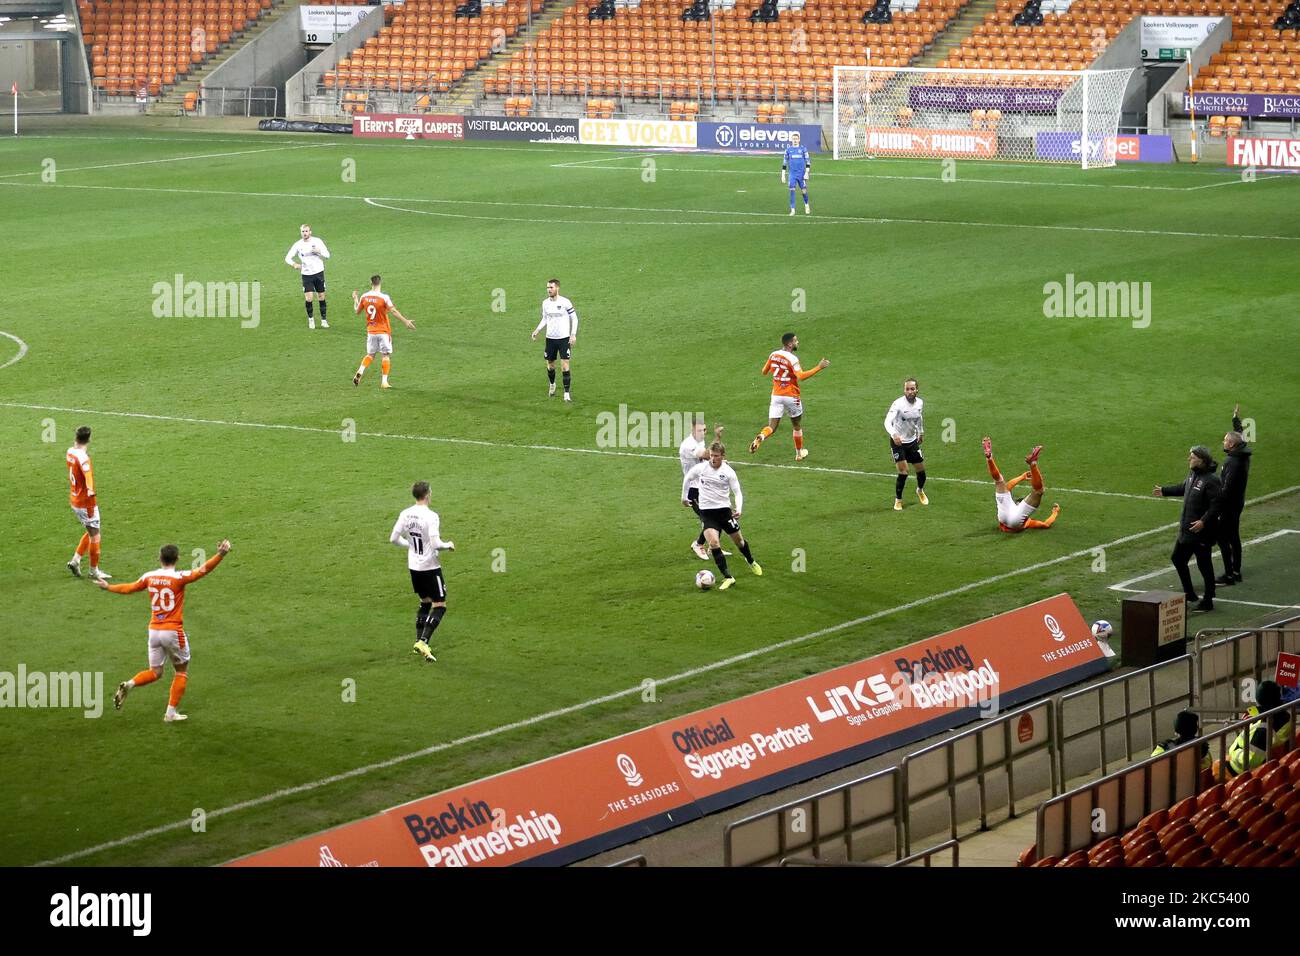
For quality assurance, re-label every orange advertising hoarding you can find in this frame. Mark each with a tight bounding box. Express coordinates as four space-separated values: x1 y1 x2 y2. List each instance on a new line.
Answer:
231 593 1106 866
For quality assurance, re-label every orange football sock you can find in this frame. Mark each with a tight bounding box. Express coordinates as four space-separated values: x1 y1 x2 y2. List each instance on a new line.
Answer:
76 533 90 556
89 540 101 568
168 673 188 707
793 430 803 451
1030 463 1043 493
361 355 373 368
986 457 1003 482
381 357 391 376
1025 504 1059 530
132 670 159 687
759 426 773 441
1006 472 1027 492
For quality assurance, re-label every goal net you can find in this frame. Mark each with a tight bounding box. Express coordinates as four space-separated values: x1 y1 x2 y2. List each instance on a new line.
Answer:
833 65 1135 168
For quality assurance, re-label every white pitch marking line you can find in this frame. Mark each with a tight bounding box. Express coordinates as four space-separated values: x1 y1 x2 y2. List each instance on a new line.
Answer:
363 195 806 227
1108 587 1300 610
0 400 1164 503
4 178 1293 242
0 143 341 179
0 331 28 371
1108 528 1300 591
1185 174 1289 190
549 161 1207 192
31 484 1300 866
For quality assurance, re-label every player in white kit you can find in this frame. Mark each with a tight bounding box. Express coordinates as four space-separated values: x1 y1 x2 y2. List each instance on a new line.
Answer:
884 378 929 511
285 223 331 329
530 278 579 402
391 480 455 662
679 417 725 560
682 443 762 590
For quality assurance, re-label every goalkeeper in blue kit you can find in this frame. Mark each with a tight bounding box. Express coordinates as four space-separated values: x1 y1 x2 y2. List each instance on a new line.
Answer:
781 132 810 216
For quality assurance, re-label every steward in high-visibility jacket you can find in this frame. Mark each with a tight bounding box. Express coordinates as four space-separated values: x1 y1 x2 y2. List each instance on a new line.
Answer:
1227 681 1295 775
1152 709 1211 771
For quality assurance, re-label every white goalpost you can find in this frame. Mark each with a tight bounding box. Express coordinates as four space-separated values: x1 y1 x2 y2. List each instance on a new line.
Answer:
833 65 1135 168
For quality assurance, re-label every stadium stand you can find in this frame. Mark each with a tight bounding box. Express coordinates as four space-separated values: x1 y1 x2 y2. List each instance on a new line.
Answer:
1021 749 1300 867
320 0 545 97
484 0 972 107
79 0 278 99
938 0 1297 94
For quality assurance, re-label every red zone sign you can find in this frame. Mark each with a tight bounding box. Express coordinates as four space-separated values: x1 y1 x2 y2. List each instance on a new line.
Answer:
352 113 465 139
230 593 1106 866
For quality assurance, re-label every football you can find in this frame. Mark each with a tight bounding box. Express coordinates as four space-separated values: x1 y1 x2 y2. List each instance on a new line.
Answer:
695 569 716 591
1091 620 1114 641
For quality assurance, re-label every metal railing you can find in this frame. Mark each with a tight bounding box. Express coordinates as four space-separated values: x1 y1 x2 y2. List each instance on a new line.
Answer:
889 838 959 868
1035 699 1300 860
202 85 279 117
723 767 902 867
899 699 1057 856
1195 620 1300 719
1055 654 1194 791
605 854 647 867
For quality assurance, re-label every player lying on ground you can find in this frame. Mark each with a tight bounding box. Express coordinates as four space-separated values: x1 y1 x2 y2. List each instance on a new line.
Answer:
750 332 829 462
99 540 231 722
682 443 761 590
782 131 811 216
352 275 415 389
983 437 1059 533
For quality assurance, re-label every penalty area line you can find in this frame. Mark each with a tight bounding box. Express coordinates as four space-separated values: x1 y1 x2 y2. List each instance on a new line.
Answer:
0 399 1160 503
38 495 1296 868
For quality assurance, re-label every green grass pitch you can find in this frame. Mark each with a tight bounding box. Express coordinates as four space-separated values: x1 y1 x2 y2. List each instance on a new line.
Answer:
0 126 1297 866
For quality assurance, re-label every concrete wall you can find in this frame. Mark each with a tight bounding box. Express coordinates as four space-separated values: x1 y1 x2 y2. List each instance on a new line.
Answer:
285 7 383 119
1146 16 1232 134
203 9 314 116
65 0 90 113
1090 16 1148 127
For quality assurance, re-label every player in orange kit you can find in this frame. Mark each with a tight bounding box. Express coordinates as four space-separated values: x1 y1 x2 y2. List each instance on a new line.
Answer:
97 539 231 722
983 437 1059 533
66 425 110 581
352 274 416 389
749 332 830 461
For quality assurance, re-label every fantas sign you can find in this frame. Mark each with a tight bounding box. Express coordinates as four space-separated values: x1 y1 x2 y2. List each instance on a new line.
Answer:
864 127 997 158
229 593 1106 867
352 114 464 140
1228 136 1300 169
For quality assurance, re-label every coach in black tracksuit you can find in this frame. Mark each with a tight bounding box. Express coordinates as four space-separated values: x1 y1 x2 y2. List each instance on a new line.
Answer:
1215 405 1252 585
1153 445 1222 612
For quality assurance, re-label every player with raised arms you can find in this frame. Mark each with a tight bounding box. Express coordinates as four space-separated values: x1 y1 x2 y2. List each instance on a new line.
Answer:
99 539 232 722
750 332 829 462
983 437 1059 533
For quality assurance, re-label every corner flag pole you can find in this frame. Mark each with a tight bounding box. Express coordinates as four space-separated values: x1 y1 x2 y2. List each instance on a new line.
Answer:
1185 54 1198 164
11 83 16 136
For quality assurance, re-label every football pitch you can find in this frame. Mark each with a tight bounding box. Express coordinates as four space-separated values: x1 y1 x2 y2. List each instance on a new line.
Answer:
1 125 1297 867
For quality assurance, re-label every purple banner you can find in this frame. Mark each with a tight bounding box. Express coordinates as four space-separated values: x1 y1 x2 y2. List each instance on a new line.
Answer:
1035 132 1175 163
1183 92 1300 119
909 85 1065 112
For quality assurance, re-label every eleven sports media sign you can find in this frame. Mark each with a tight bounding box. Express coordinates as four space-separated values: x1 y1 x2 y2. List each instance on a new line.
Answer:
230 594 1109 867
